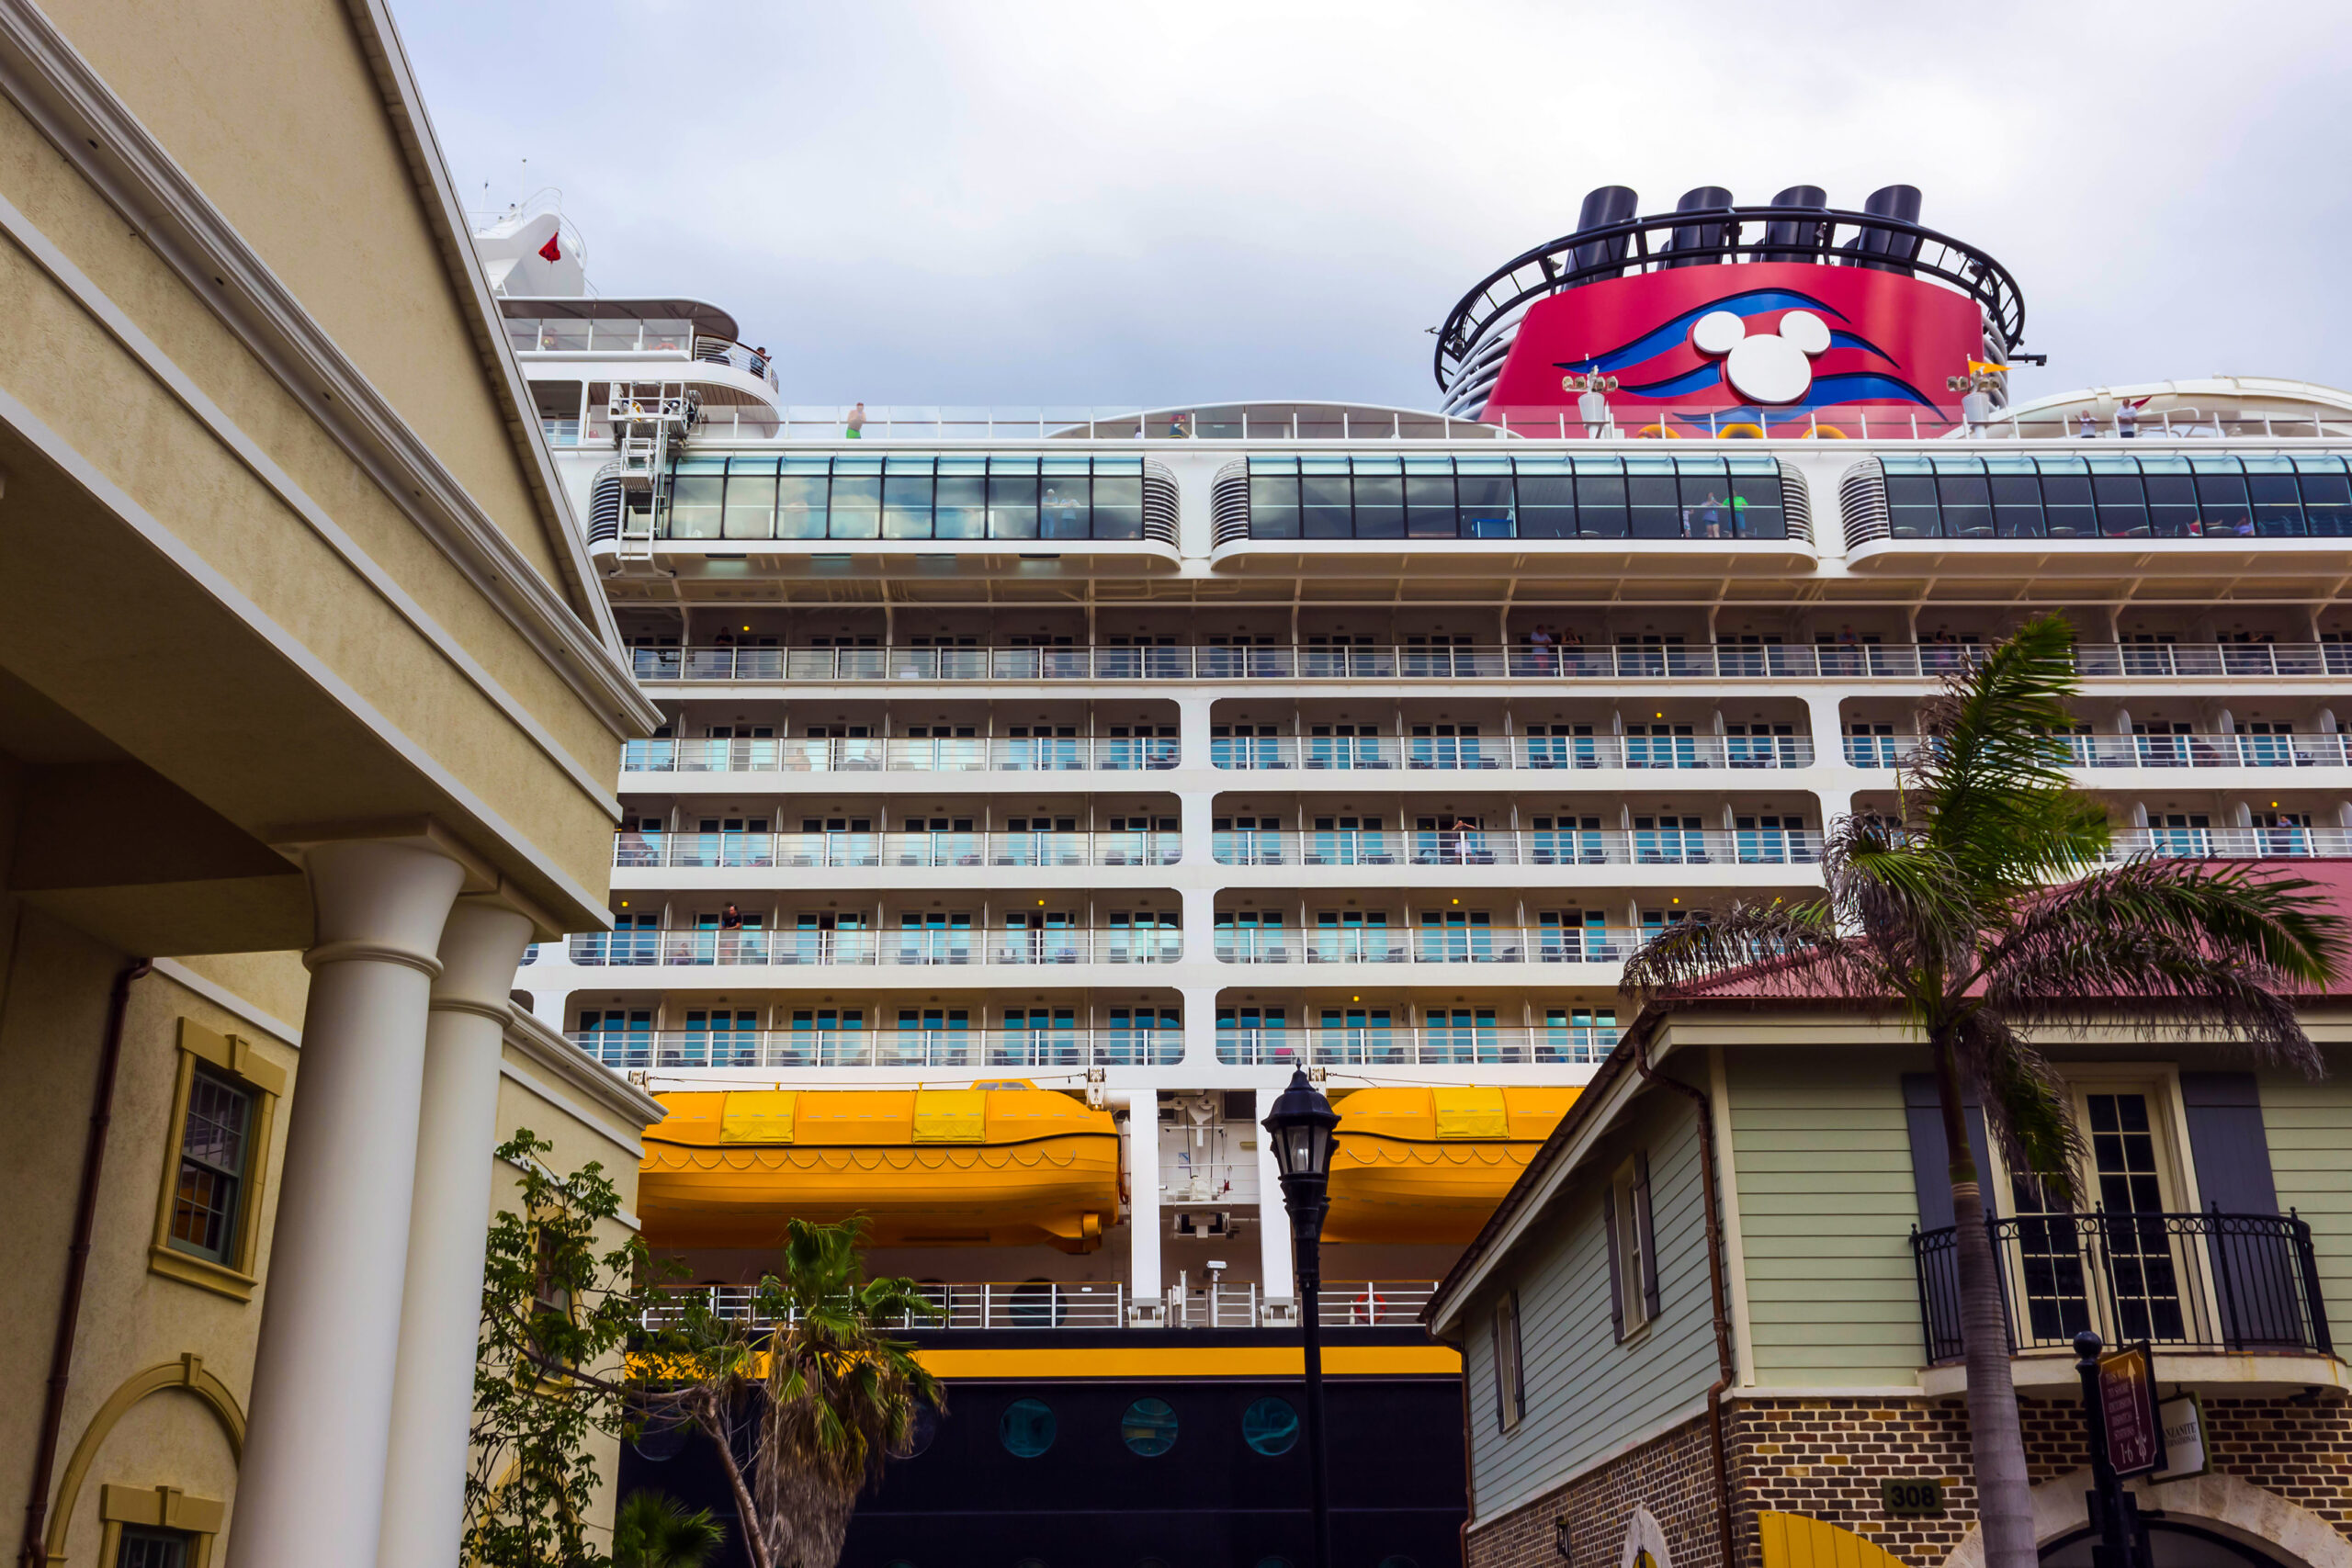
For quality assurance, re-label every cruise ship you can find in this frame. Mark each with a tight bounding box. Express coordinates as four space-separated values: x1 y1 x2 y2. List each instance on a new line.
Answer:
476 185 2352 1568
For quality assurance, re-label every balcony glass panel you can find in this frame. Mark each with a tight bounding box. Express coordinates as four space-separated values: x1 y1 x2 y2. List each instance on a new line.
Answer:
1870 451 2352 541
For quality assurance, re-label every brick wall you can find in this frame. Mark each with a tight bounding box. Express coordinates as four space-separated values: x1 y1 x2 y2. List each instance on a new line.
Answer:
1468 1390 2351 1568
1466 1413 1724 1568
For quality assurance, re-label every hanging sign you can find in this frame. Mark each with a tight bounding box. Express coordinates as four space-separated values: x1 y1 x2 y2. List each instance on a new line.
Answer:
2152 1393 2209 1482
2098 1342 2165 1477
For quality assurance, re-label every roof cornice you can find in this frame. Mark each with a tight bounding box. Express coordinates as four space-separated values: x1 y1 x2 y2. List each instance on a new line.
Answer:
0 0 659 740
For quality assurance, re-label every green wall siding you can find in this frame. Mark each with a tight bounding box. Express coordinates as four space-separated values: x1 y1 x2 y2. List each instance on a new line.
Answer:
2258 1068 2352 1311
1727 1052 1925 1385
1464 1094 1719 1521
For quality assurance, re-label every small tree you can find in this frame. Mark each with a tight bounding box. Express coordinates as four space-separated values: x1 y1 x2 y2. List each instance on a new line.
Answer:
644 1217 943 1568
613 1489 726 1568
467 1130 682 1568
1621 615 2344 1568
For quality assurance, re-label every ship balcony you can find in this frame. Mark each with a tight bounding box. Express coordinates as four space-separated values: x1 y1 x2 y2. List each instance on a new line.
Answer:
643 1279 1440 1331
1213 922 1639 968
1843 730 2352 774
624 639 2352 687
1205 730 1815 773
566 925 1184 969
1213 1023 1618 1069
1210 826 1822 873
614 829 1181 872
572 1024 1185 1071
623 735 1182 776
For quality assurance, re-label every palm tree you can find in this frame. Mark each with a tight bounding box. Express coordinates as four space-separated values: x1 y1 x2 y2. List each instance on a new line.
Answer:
649 1217 942 1568
1619 614 2343 1568
613 1489 726 1568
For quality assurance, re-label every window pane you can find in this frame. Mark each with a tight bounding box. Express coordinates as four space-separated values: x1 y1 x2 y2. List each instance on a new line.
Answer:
1000 1397 1056 1457
882 470 933 539
171 1072 252 1262
1625 460 1679 538
1250 473 1300 538
1937 472 1994 537
2194 473 2252 536
2035 461 2095 537
1121 1397 1178 1457
828 472 881 538
1883 475 1939 537
934 472 987 538
1091 474 1144 539
989 466 1039 538
667 472 724 538
2244 458 2304 536
2297 468 2352 536
1726 473 1783 539
1351 468 1403 537
1242 1396 1300 1456
777 471 829 539
1575 471 1628 536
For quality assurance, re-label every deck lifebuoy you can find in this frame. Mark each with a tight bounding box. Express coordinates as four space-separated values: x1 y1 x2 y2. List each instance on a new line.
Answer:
1351 1289 1386 1324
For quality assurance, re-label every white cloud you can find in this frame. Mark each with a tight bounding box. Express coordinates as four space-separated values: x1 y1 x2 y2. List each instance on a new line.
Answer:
400 0 2352 407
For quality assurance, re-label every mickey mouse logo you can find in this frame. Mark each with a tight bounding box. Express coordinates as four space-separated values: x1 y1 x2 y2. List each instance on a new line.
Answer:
1690 309 1831 404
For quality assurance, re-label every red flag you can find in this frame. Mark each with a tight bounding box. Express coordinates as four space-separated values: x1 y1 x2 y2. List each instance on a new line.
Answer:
537 231 561 263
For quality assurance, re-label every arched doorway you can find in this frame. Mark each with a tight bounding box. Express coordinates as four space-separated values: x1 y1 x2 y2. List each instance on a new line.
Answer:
2043 1521 2303 1568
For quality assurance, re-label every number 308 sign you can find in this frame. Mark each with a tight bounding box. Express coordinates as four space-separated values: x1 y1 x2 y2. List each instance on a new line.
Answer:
1882 1478 1947 1517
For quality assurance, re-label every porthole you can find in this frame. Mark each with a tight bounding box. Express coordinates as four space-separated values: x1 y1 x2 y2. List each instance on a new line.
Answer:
891 1401 939 1460
1121 1397 1178 1457
1241 1396 1299 1456
1000 1397 1056 1458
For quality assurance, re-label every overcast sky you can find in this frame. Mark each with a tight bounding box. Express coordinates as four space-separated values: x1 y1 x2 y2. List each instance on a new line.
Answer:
395 1 2352 412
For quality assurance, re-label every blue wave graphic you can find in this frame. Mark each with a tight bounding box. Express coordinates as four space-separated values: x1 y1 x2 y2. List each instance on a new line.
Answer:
1612 369 1946 416
1553 288 1855 374
1826 329 1895 364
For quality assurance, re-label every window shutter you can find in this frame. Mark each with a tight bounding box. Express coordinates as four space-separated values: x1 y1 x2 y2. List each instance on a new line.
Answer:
1509 1290 1526 1417
1634 1152 1661 1323
2178 1073 2280 1213
1491 1299 1511 1431
1601 1187 1625 1341
1901 1073 2000 1228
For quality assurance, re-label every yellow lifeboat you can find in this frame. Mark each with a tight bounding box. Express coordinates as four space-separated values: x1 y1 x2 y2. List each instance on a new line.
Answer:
640 1084 1120 1253
1323 1086 1578 1245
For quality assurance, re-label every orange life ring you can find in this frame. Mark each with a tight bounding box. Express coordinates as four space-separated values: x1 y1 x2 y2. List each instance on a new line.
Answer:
1351 1289 1386 1324
1634 423 1681 440
1715 422 1765 440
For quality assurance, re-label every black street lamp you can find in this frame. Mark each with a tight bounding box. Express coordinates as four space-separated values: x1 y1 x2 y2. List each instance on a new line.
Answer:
1263 1067 1340 1568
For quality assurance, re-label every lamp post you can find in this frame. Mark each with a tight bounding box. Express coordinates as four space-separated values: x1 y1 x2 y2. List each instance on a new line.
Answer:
1263 1067 1340 1568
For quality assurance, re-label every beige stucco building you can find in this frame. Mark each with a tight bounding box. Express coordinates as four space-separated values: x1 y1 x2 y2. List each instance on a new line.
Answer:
0 1 661 1564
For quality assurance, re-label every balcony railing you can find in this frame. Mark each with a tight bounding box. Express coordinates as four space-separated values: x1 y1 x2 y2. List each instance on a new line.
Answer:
1847 732 2352 771
1213 828 1822 868
621 736 1179 773
2107 826 2352 860
567 928 1182 967
1214 926 1642 964
641 1280 1439 1331
626 641 2352 685
614 830 1180 870
571 1027 1182 1070
1211 733 1815 771
1216 1025 1619 1066
1911 1210 2332 1363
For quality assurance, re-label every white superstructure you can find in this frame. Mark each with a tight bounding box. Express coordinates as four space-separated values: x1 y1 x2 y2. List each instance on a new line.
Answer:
485 206 2352 1317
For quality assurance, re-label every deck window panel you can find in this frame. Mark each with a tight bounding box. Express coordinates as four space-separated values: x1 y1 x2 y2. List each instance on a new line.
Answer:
1091 459 1145 539
2189 462 2252 536
2137 456 2198 537
2293 457 2352 536
882 457 935 539
827 466 882 538
1301 464 1354 539
1623 457 1680 538
1936 470 1995 538
934 457 988 538
1574 466 1629 536
1457 457 1515 538
1041 457 1092 539
1250 460 1302 538
667 465 725 539
1350 459 1404 537
2242 457 2304 536
2034 457 2095 537
1405 458 1458 537
1725 457 1785 539
777 457 831 539
988 458 1040 538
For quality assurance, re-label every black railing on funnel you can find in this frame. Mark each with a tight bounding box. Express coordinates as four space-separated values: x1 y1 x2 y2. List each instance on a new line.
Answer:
1911 1209 2331 1366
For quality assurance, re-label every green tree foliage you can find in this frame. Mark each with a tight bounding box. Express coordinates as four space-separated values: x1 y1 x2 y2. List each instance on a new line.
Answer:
1623 614 2345 1568
465 1130 682 1568
643 1217 944 1568
613 1489 727 1568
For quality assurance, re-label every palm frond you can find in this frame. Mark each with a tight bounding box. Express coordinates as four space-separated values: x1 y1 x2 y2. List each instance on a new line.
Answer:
1616 897 1858 999
1949 1010 2086 1202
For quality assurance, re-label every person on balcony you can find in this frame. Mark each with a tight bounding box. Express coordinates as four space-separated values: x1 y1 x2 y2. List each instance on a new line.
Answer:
846 401 867 439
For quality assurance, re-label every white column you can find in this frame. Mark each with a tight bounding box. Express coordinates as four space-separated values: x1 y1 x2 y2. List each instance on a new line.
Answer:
379 901 537 1568
1122 1091 1162 1318
1257 1087 1295 1304
230 839 467 1568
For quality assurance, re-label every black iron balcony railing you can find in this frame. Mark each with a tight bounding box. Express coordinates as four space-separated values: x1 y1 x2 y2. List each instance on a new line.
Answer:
1911 1209 2332 1365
